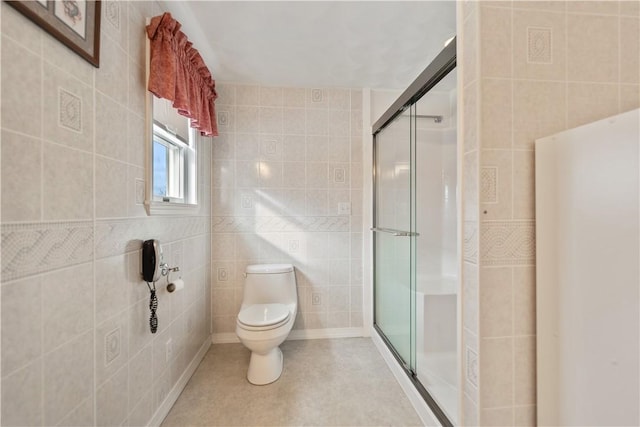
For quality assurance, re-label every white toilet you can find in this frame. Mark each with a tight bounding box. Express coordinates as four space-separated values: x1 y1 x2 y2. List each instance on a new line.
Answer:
235 264 298 385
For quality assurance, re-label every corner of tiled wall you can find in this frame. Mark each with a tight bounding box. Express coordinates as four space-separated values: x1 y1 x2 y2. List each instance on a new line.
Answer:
465 1 640 426
1 2 213 425
459 0 481 425
210 83 364 339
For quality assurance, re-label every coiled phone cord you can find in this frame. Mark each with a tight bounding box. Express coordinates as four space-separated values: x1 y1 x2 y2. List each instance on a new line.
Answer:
146 281 158 333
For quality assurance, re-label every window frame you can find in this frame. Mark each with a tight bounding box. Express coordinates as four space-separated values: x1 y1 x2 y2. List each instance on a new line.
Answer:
144 27 199 216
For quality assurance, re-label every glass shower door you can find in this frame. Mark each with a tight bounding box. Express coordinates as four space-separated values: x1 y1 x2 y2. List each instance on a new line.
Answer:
373 108 415 369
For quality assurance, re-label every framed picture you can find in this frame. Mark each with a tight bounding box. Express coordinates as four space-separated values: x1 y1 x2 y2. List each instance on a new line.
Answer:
7 0 101 67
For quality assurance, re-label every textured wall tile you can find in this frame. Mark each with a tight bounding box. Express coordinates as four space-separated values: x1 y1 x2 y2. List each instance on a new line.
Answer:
482 407 514 426
480 267 513 337
481 79 513 149
527 27 552 64
464 328 479 402
462 6 478 88
620 17 640 84
96 157 129 219
567 82 619 128
43 143 93 220
42 263 94 352
480 5 513 78
513 80 566 150
463 81 479 153
621 0 640 16
260 86 283 107
1 221 93 281
259 107 283 134
95 254 130 321
480 337 514 408
43 64 94 151
463 392 479 427
96 365 129 427
95 35 128 105
514 405 537 426
464 151 479 221
1 37 42 137
481 167 498 203
127 113 146 168
480 221 535 266
283 87 306 107
1 360 43 426
567 14 619 83
567 0 620 15
1 3 42 53
96 92 128 161
58 89 82 132
515 336 537 405
1 130 41 222
102 0 128 51
283 108 306 135
513 150 535 219
514 266 536 335
44 331 94 426
57 396 94 427
463 262 479 334
96 314 129 390
1 276 42 375
464 221 479 264
481 150 512 219
236 85 259 105
306 109 329 136
620 84 640 113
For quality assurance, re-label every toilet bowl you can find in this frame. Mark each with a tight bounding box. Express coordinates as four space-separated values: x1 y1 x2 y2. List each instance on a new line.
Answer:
235 264 297 385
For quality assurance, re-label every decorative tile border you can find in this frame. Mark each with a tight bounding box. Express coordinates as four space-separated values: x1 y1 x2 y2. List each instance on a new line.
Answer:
105 327 121 365
311 89 324 103
466 346 479 388
527 27 552 64
464 220 479 264
480 220 535 266
105 0 120 30
480 167 498 203
1 221 93 281
95 216 210 259
58 88 82 132
211 216 350 233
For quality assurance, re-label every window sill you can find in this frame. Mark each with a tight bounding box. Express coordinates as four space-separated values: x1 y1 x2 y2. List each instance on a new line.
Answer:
145 200 199 216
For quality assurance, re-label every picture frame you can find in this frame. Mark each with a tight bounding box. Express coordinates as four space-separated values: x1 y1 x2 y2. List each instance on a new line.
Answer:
7 0 101 68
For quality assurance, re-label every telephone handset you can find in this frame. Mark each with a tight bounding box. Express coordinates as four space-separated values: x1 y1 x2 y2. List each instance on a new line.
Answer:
141 239 163 334
142 239 163 283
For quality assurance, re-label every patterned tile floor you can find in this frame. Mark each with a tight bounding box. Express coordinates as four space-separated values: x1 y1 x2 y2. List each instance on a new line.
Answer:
161 338 422 426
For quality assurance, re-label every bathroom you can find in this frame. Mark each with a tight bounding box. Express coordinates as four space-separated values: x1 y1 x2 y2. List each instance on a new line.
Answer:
1 1 639 426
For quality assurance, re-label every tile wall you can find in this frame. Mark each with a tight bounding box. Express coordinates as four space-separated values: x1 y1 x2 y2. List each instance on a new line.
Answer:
1 2 212 425
210 84 364 336
460 1 640 425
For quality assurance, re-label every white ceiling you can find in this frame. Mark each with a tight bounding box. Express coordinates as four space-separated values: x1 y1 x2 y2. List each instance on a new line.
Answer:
164 1 457 90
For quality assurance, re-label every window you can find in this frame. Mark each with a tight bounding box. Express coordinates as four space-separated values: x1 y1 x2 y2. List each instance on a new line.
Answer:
146 95 198 214
152 123 188 202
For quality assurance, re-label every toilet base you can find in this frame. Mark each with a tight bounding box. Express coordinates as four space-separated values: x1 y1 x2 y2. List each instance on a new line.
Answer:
247 347 283 385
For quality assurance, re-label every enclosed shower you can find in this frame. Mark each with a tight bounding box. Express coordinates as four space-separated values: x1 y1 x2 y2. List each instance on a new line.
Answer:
372 41 458 425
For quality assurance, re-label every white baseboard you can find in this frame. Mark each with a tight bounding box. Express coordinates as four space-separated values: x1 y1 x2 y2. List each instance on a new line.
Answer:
149 336 212 427
371 330 441 427
211 327 364 344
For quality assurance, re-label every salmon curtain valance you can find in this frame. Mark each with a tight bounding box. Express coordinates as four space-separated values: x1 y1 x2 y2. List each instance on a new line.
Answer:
146 12 218 137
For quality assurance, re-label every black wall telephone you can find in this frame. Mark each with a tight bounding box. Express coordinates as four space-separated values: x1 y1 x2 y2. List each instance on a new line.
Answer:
142 239 162 333
142 239 163 282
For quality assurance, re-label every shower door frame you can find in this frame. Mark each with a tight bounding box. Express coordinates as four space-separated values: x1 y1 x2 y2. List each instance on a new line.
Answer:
372 38 456 427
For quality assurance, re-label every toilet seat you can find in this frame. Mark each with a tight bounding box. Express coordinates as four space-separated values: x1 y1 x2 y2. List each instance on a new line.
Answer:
237 303 291 331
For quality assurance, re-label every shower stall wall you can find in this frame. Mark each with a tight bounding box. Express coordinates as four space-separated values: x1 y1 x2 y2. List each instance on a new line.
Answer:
372 40 459 426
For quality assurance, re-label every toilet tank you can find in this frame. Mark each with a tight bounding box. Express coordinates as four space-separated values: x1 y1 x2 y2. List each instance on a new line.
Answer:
243 264 297 305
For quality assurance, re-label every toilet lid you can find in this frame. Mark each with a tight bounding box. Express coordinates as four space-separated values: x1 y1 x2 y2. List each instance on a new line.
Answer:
238 303 290 327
